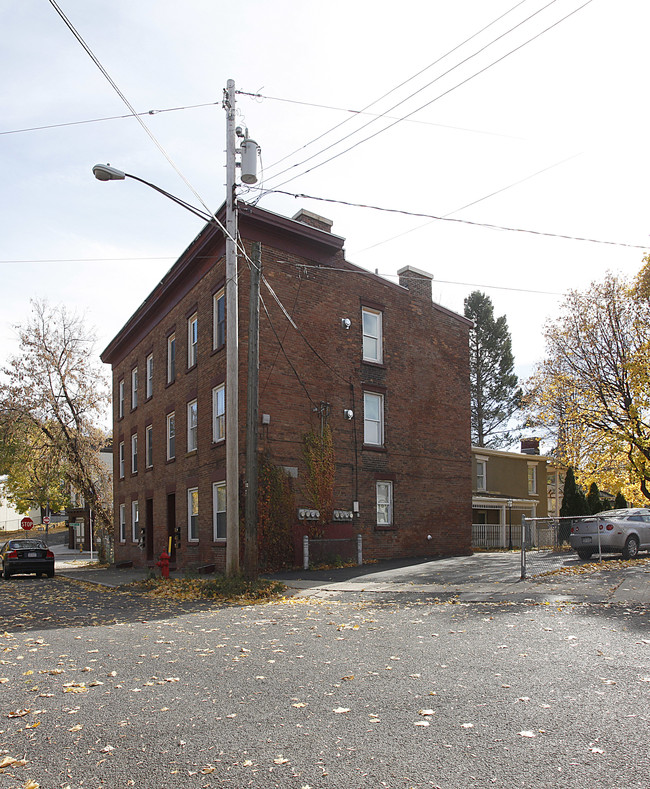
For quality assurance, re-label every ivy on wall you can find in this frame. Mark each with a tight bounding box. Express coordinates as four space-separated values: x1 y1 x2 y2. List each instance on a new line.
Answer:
303 425 335 537
251 452 295 571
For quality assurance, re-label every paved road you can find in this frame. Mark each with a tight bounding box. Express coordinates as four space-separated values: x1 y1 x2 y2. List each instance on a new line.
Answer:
1 575 649 788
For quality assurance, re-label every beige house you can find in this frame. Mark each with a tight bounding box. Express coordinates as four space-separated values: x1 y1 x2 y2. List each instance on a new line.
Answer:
472 439 553 549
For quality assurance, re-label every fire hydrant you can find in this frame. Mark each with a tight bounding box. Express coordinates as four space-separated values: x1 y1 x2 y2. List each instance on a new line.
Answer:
156 550 170 579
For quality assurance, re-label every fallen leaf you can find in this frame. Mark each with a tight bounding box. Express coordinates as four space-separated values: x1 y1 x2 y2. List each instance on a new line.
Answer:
519 731 536 738
273 756 290 765
24 780 40 789
590 747 604 754
418 709 435 716
7 709 31 718
333 707 350 714
414 720 430 727
461 723 474 729
291 702 307 708
0 756 27 769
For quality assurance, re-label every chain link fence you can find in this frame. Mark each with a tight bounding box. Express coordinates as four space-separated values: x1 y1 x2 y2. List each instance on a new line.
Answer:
520 516 579 578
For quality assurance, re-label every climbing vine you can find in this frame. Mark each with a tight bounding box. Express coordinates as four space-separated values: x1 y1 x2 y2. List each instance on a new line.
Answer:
252 452 295 571
303 425 335 536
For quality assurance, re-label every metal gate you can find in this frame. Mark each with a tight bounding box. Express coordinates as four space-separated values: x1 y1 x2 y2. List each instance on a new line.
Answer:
520 516 579 578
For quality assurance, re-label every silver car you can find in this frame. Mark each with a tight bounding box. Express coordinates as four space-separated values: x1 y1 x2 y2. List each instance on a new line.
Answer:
569 508 650 560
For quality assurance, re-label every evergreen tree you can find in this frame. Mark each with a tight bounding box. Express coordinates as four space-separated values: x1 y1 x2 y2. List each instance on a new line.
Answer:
587 482 603 514
464 291 521 448
559 466 589 543
614 490 628 509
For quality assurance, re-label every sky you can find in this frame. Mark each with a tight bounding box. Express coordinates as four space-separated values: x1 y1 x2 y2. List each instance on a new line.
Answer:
2 0 649 401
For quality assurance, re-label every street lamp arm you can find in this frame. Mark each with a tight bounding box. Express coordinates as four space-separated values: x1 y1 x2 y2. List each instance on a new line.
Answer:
92 164 215 225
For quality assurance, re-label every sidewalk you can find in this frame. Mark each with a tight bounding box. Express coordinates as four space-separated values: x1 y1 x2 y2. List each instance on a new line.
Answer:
53 547 650 606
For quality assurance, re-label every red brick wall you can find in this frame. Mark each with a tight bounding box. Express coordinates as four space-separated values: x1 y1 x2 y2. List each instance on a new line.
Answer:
105 210 472 570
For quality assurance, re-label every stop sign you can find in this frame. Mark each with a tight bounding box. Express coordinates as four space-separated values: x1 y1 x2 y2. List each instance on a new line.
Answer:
21 517 34 531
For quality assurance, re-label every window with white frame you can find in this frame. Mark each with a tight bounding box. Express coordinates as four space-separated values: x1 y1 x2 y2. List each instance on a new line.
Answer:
475 457 488 491
188 313 198 368
146 354 154 399
167 412 175 460
363 391 384 446
131 433 138 474
167 333 176 383
213 482 226 540
131 367 138 409
376 480 393 526
119 441 125 479
131 499 139 542
119 503 126 543
118 379 125 419
528 463 538 495
213 289 225 350
187 400 198 452
362 307 383 363
212 384 225 443
145 425 153 468
188 487 199 542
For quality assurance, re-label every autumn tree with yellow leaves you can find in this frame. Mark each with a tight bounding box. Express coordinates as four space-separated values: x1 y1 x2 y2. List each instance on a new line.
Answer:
525 258 650 504
0 300 112 558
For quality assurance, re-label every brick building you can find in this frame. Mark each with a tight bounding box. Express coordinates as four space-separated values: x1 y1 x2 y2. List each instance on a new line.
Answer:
100 204 472 570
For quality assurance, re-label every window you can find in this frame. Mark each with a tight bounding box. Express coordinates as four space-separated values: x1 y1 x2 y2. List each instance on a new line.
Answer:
212 384 225 443
213 482 226 540
167 333 176 383
187 400 198 452
376 481 393 526
146 354 154 399
362 307 383 363
119 442 125 479
131 433 138 474
188 487 199 542
213 289 225 350
167 412 175 460
118 379 125 419
119 503 126 543
145 425 153 468
188 313 198 368
363 391 384 446
528 464 538 495
131 367 138 409
475 458 487 491
131 500 139 543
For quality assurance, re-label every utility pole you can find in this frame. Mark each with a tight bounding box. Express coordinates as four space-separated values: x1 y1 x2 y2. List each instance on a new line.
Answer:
244 242 261 579
224 79 240 576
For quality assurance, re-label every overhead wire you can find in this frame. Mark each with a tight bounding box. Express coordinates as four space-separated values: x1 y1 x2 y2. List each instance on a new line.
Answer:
238 0 532 173
261 0 594 193
252 186 649 250
256 0 563 187
0 100 220 137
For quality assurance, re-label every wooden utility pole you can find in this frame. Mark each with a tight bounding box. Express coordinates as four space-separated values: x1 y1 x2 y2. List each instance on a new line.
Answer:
244 242 261 579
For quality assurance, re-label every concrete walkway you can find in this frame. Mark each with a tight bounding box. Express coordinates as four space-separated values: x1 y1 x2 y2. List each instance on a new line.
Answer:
52 546 650 606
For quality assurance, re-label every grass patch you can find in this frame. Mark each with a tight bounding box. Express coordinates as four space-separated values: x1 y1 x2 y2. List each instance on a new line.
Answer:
133 574 286 602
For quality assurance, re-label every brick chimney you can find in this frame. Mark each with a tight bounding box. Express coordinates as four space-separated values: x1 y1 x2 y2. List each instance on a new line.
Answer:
520 438 540 455
397 265 433 301
291 209 333 233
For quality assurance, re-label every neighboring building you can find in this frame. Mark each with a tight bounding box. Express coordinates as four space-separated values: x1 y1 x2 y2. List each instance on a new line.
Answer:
0 486 41 533
67 445 114 551
101 204 472 571
472 439 550 548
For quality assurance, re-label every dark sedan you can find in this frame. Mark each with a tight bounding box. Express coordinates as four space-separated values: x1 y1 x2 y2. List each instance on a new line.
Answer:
0 539 55 579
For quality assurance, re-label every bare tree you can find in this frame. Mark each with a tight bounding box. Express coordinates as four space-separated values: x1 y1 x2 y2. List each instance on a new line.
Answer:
0 300 112 557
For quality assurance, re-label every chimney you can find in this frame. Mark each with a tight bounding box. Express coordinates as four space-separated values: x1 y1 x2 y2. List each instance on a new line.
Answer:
520 438 540 455
397 265 433 301
291 209 333 233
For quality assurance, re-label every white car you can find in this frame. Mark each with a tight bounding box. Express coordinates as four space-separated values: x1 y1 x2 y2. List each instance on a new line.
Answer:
569 508 650 560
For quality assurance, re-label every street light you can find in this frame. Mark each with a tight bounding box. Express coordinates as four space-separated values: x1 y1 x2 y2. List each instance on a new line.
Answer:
507 499 513 551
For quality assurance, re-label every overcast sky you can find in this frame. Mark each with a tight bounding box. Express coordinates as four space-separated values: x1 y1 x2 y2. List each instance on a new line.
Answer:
3 0 649 395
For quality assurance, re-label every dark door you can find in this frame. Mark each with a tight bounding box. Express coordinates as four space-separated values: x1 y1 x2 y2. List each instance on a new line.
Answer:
145 498 154 561
167 493 176 563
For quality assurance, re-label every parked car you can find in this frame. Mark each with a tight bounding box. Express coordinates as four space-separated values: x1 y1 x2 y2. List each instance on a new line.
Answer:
0 539 55 579
569 508 650 560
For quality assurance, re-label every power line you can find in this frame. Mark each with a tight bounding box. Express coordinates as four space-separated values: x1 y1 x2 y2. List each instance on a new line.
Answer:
0 101 220 137
238 0 531 172
256 187 649 250
262 0 594 193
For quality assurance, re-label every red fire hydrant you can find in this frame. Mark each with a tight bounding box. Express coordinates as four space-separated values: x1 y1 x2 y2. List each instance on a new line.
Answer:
156 550 170 579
